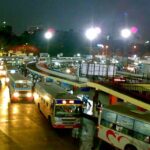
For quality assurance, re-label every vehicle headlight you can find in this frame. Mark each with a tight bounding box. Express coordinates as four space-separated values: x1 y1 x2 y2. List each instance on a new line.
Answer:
3 71 6 75
5 78 10 82
33 93 39 99
13 92 19 97
26 92 32 97
54 117 62 123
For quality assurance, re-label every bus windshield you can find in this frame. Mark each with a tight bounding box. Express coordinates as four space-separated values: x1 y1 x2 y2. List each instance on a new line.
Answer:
15 83 32 89
55 105 82 117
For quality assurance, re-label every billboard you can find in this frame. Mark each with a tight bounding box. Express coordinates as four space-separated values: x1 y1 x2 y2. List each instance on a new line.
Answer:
81 63 116 77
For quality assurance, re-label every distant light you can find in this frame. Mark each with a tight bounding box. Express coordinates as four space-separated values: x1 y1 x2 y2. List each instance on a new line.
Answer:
2 21 6 24
44 29 54 40
85 27 101 41
10 70 16 74
77 53 81 57
133 54 137 58
44 32 53 39
121 28 131 38
131 26 138 33
54 62 60 66
97 44 104 48
133 45 137 49
66 68 71 73
145 41 150 44
105 45 109 49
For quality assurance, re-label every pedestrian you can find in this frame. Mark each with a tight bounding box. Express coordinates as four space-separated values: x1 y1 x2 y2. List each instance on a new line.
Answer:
79 118 95 150
72 128 80 139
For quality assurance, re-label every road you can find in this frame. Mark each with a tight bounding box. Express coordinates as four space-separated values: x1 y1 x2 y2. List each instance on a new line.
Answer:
0 77 79 150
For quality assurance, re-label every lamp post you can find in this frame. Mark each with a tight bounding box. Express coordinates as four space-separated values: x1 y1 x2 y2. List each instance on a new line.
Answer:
85 27 101 60
120 28 131 67
44 29 54 53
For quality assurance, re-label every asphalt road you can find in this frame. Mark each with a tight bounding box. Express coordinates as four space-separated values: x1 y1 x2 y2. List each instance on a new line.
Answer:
0 77 79 150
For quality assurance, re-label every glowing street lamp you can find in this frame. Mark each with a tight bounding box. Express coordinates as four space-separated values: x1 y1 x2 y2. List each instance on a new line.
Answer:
120 28 131 39
44 31 53 40
120 28 132 65
85 27 101 41
44 29 54 53
85 27 101 57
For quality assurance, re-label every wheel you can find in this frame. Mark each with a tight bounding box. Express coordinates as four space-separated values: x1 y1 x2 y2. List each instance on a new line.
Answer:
48 116 53 128
38 103 41 111
124 144 137 150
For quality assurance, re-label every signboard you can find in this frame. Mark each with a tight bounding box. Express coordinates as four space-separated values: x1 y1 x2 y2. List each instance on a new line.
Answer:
81 63 116 77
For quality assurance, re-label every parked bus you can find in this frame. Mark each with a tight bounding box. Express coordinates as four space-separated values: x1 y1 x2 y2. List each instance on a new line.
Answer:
8 72 34 102
97 103 150 150
34 82 83 128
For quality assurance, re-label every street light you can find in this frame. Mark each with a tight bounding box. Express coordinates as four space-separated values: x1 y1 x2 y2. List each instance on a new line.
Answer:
120 28 131 39
44 29 54 53
85 27 101 58
44 31 53 40
85 27 101 41
120 28 132 66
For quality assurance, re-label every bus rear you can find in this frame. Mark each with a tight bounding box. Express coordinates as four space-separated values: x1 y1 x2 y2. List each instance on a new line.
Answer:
53 99 82 128
34 82 83 129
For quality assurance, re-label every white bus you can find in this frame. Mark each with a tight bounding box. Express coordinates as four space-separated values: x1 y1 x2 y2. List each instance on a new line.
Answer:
97 103 150 150
34 82 83 128
8 73 34 102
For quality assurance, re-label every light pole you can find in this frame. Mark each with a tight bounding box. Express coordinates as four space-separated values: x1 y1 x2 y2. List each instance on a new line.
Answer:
120 28 131 66
44 29 54 53
85 27 101 60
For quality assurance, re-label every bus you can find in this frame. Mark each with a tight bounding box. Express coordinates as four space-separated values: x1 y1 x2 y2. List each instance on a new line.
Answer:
8 73 34 102
97 103 150 150
34 82 83 128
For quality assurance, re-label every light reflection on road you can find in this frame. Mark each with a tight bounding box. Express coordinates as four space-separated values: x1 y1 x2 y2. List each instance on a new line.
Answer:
0 77 10 116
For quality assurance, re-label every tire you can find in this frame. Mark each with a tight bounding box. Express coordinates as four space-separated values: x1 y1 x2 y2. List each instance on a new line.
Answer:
48 116 53 128
124 144 137 150
38 103 41 111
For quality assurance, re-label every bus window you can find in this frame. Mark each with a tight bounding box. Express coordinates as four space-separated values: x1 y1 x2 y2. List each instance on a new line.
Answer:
144 136 150 143
55 105 82 117
116 115 134 130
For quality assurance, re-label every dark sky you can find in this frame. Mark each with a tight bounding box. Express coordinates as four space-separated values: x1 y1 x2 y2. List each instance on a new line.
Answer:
0 0 150 39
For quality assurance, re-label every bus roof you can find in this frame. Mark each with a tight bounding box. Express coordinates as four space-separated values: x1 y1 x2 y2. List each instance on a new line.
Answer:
6 64 17 70
8 73 32 83
104 103 150 123
36 82 78 99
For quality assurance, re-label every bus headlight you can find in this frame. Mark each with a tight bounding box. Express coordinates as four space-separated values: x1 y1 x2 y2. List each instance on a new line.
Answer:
3 71 6 75
55 117 62 123
13 92 19 97
5 78 9 82
26 92 32 97
33 93 39 99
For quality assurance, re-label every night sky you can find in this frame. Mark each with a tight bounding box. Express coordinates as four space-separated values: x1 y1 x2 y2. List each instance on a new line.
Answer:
0 0 150 39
